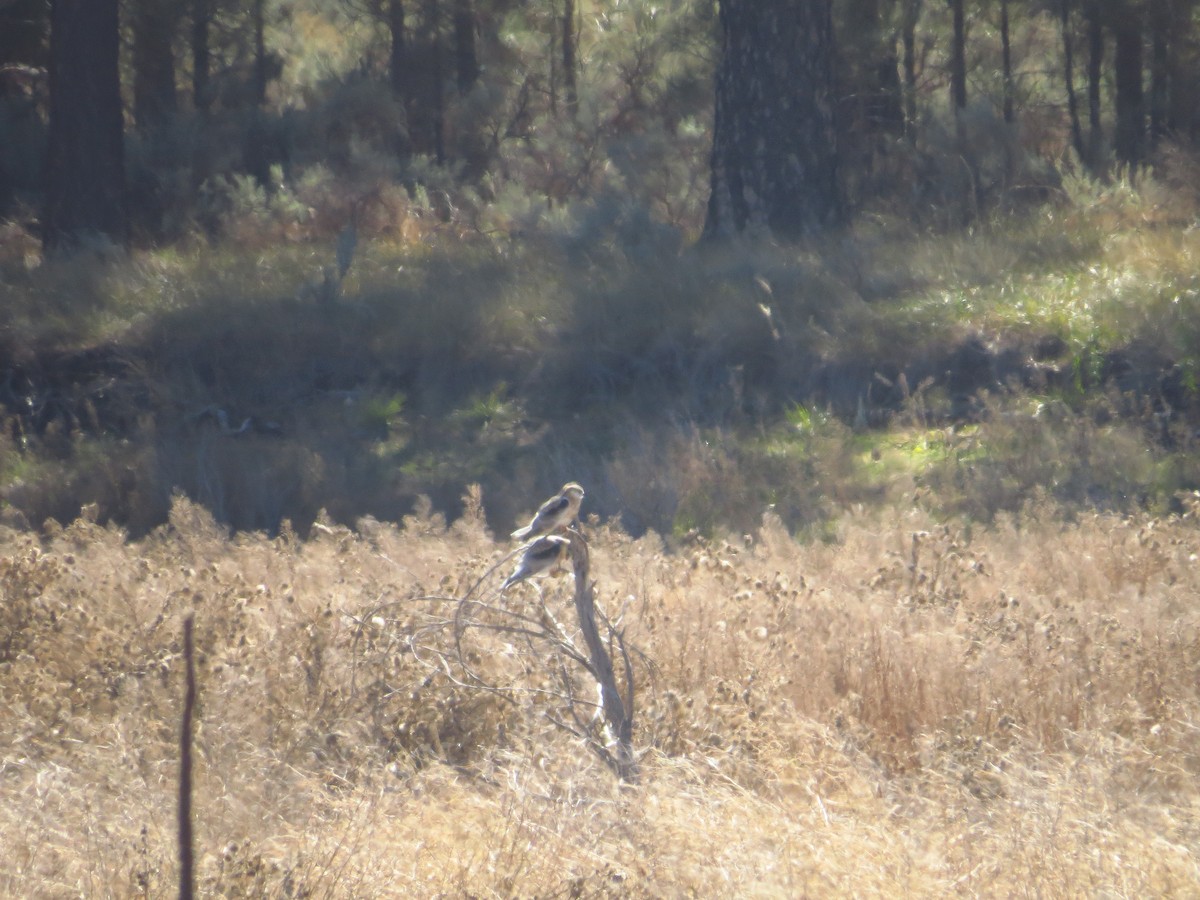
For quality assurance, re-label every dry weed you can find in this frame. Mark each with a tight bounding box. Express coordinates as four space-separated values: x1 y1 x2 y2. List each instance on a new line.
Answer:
0 494 1197 896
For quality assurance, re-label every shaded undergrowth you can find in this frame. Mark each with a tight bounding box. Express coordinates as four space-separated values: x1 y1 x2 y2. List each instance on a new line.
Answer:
2 179 1200 538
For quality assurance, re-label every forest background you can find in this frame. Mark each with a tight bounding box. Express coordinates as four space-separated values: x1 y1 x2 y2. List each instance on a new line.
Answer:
0 0 1199 896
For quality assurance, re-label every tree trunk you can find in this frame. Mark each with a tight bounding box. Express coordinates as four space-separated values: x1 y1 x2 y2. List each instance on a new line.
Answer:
132 0 177 128
548 2 558 115
252 0 268 107
567 531 636 782
452 0 478 91
562 0 577 111
1149 0 1169 149
178 615 197 900
427 0 445 163
1112 2 1144 168
901 0 922 136
1166 0 1198 141
705 0 840 239
192 0 212 112
44 0 127 249
1166 0 1195 139
949 0 967 112
1061 0 1086 159
1085 0 1104 168
388 0 407 97
1000 0 1014 123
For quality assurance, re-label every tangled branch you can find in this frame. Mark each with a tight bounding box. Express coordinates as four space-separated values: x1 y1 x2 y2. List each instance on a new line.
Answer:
348 527 640 780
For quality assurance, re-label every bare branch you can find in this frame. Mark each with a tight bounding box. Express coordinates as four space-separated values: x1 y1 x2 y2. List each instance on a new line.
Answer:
350 522 642 781
565 527 638 781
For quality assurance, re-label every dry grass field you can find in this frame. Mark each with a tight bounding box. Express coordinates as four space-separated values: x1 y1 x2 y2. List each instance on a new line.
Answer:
1 489 1197 897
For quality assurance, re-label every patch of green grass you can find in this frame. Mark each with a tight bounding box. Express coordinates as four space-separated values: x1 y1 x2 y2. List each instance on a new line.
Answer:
857 424 984 485
450 384 521 432
358 390 408 446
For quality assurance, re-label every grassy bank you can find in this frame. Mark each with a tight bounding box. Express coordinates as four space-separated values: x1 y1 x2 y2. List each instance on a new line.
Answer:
2 172 1200 539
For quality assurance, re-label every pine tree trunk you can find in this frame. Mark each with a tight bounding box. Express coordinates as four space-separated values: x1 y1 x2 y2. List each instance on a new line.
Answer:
562 0 577 111
1061 0 1086 160
44 0 127 249
389 0 407 97
1000 0 1014 123
901 0 922 137
252 0 268 107
192 0 212 112
949 0 967 111
1112 3 1144 168
426 0 445 164
705 0 840 239
1085 0 1104 168
453 0 478 91
1149 0 1169 150
132 0 177 128
1166 0 1198 141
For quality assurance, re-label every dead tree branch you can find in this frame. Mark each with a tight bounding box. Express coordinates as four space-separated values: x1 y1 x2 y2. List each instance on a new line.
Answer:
351 526 641 781
565 527 637 781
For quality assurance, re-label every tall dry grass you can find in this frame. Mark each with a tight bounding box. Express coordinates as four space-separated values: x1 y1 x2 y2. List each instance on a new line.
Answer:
1 492 1196 896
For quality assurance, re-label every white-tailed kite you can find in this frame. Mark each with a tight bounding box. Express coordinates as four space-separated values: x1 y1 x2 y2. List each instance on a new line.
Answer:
502 534 571 590
510 482 584 541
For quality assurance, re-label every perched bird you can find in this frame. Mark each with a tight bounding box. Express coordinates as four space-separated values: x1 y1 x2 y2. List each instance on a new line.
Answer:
502 535 571 590
510 482 585 541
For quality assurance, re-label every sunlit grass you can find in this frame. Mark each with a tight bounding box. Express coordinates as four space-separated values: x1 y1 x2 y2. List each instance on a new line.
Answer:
1 495 1197 895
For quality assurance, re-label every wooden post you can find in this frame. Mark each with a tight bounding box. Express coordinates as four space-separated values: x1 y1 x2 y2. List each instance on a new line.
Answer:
179 614 196 900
